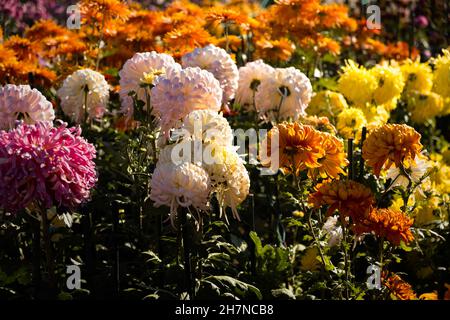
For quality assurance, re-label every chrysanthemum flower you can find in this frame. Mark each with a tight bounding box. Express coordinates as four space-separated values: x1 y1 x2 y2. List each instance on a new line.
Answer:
181 44 238 104
203 144 249 221
0 84 55 130
151 67 223 136
308 133 348 179
235 59 275 110
298 115 337 134
149 161 211 227
354 208 414 246
338 60 377 106
307 90 348 120
57 69 109 123
386 155 430 189
400 60 433 93
118 52 181 118
361 104 390 130
383 272 417 300
176 110 233 147
260 123 324 175
254 38 296 63
322 215 343 247
369 65 405 105
362 124 423 176
432 50 450 114
0 121 97 213
336 107 367 141
308 180 374 221
407 90 444 123
256 67 312 122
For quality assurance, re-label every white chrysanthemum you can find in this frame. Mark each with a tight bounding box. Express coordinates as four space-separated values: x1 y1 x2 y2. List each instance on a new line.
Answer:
386 155 430 189
182 44 238 104
151 67 223 136
235 59 275 110
322 216 343 247
172 110 233 146
118 51 181 118
203 144 250 221
150 161 211 227
255 67 312 121
57 69 109 123
0 84 55 130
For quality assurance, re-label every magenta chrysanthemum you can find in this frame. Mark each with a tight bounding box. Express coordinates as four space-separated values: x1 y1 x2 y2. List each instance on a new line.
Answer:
0 121 97 213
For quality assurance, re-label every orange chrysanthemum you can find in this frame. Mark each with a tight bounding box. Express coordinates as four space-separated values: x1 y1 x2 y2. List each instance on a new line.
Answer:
353 208 414 246
308 180 374 221
383 272 417 300
3 36 38 63
362 124 422 176
309 133 348 179
254 38 295 62
260 123 325 175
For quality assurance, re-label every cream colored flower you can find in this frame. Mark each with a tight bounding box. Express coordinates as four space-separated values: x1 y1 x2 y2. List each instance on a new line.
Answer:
255 67 312 122
182 44 238 104
322 216 343 247
119 51 181 118
386 155 430 189
150 161 211 227
151 67 223 136
0 84 55 130
235 59 275 110
174 110 233 146
203 144 250 222
57 69 109 123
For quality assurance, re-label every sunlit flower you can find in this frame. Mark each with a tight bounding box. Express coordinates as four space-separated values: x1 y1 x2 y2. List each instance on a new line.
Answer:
361 104 390 129
309 180 374 221
369 65 405 105
354 208 414 246
432 50 450 114
176 110 233 147
383 272 417 300
307 90 348 120
150 161 211 228
256 67 312 122
118 52 181 119
0 121 97 212
0 84 55 130
308 133 348 180
254 38 296 63
182 44 238 104
407 90 444 123
151 67 223 136
235 59 275 110
336 107 367 141
203 144 249 222
57 69 109 123
400 60 433 93
362 124 423 176
260 123 324 175
386 155 430 189
338 60 377 106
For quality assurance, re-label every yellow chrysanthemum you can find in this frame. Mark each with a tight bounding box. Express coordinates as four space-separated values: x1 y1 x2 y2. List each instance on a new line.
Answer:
338 60 377 105
400 60 433 93
307 90 348 120
370 65 405 105
432 50 450 115
300 247 321 272
336 107 367 141
407 90 444 124
414 196 441 226
361 104 390 130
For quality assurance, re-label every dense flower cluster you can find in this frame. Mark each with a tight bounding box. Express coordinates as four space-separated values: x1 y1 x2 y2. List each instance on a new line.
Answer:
0 121 97 212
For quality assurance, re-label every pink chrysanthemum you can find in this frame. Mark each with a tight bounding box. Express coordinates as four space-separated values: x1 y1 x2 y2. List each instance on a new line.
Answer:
0 121 97 213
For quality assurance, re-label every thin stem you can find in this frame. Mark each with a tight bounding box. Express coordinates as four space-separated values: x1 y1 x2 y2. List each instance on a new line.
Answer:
40 206 56 294
180 208 194 299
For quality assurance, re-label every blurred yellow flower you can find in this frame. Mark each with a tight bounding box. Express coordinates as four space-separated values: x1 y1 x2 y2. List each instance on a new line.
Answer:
300 247 321 272
407 91 444 123
401 60 433 94
307 90 348 120
336 107 367 141
370 65 405 105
